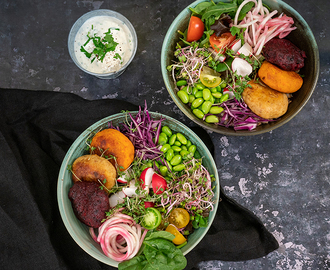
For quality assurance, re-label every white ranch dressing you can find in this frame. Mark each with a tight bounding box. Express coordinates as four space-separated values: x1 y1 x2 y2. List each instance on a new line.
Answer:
74 16 134 74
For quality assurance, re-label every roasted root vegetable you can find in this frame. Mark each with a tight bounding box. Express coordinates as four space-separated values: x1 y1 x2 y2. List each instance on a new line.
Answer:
242 81 288 119
90 128 135 171
72 154 117 190
258 61 303 93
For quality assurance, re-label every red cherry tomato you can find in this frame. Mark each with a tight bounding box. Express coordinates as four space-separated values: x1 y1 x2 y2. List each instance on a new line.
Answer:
209 32 236 53
186 16 204 42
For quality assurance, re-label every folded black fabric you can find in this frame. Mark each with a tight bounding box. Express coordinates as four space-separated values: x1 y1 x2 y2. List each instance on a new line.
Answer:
0 89 278 270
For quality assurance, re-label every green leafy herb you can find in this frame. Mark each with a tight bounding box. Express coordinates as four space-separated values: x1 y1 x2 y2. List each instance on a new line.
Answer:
80 28 119 63
118 232 187 270
114 53 122 60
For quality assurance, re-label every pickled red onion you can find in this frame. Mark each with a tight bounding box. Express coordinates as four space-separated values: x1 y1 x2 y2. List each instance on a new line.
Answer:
89 213 148 262
233 0 296 55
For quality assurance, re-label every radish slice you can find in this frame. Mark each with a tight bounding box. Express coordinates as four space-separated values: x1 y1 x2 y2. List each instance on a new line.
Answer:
218 55 226 62
223 88 235 99
144 201 155 208
122 186 137 197
230 39 242 53
109 191 126 208
231 58 253 77
122 180 138 197
151 173 167 195
117 170 129 184
139 167 154 193
117 177 128 184
237 43 253 56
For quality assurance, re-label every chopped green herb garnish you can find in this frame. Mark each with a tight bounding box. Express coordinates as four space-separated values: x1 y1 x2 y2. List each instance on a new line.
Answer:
80 28 119 63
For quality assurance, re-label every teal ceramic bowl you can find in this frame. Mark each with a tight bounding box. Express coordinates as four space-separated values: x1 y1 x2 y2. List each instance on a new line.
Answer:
57 111 219 267
161 0 319 136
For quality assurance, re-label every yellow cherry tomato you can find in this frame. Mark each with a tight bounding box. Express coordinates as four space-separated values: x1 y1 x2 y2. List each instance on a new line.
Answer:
165 224 187 245
168 208 190 229
200 66 221 88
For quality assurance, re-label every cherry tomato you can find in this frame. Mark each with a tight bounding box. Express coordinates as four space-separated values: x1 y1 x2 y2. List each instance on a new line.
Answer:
168 208 190 229
141 207 162 230
199 66 221 88
186 16 204 42
209 32 236 53
165 224 187 245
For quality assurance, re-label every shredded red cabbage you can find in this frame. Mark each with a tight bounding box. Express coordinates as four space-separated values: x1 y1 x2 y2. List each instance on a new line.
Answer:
109 102 164 161
206 98 274 131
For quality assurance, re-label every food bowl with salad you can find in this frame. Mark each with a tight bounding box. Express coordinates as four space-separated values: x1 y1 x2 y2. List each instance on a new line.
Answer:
68 9 137 79
161 0 319 135
57 106 219 269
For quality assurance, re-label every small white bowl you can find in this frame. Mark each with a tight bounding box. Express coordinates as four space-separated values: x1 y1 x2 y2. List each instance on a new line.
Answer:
68 9 137 79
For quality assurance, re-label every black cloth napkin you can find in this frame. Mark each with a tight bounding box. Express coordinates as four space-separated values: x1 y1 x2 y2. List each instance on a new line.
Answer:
0 89 279 270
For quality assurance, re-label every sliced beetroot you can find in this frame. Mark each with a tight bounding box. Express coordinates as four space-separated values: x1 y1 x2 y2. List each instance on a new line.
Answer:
262 38 306 71
68 181 109 228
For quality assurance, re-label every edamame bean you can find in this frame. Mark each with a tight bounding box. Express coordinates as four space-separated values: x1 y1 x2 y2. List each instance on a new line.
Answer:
201 100 212 114
195 91 203 98
212 92 222 99
181 145 187 151
186 140 192 147
181 86 188 93
209 95 215 104
189 95 195 103
170 155 182 166
192 86 199 96
160 165 168 176
173 164 185 172
174 141 181 146
219 93 229 103
167 162 172 171
191 98 203 109
153 161 160 169
159 132 168 140
194 150 201 159
161 126 172 137
220 82 227 88
180 149 190 157
176 80 187 87
209 106 224 114
203 88 211 101
205 115 219 123
211 87 218 93
176 133 187 145
169 134 177 145
166 148 174 161
216 85 222 92
195 83 204 90
161 143 171 153
188 145 197 154
158 136 167 145
192 108 204 119
177 90 189 104
172 145 182 152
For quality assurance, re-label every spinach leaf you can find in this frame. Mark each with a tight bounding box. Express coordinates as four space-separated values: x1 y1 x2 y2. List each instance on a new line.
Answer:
189 1 214 15
118 255 152 270
144 231 175 242
201 2 237 21
143 239 187 270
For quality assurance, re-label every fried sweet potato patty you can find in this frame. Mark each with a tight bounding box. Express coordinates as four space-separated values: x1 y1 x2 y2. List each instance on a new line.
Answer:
90 128 134 171
72 154 116 190
243 81 288 119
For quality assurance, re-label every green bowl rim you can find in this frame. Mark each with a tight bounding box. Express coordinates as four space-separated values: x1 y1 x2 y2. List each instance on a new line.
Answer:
57 111 220 267
161 0 320 136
